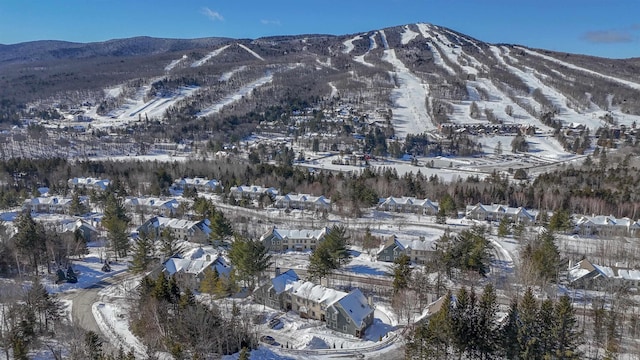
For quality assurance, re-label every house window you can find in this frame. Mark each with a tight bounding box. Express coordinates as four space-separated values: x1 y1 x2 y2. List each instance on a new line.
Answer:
343 325 347 331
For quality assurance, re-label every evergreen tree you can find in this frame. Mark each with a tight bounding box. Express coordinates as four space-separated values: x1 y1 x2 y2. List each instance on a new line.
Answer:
518 287 540 359
130 231 155 273
497 217 510 237
13 212 46 275
548 208 572 233
199 267 220 295
159 227 184 259
391 254 412 294
553 295 582 359
500 298 521 359
228 235 272 291
477 284 498 359
308 225 350 282
66 266 78 283
209 209 233 244
102 194 131 261
538 298 556 358
84 331 103 360
68 192 88 216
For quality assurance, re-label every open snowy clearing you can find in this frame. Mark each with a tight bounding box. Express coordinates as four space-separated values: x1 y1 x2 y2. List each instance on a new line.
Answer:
197 73 274 117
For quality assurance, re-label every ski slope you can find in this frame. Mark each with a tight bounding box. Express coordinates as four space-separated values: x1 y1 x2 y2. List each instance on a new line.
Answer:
197 73 273 117
165 54 187 71
191 44 231 67
237 43 265 61
382 49 434 138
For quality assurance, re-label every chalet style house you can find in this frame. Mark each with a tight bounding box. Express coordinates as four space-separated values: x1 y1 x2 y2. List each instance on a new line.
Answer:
124 196 180 217
573 215 640 236
254 270 374 338
273 193 331 211
138 216 211 242
260 227 330 252
377 196 439 215
229 185 279 200
465 203 538 224
377 235 436 264
163 247 231 290
68 177 111 191
568 258 640 289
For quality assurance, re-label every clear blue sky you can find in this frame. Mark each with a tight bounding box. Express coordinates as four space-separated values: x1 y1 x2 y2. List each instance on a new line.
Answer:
0 0 638 59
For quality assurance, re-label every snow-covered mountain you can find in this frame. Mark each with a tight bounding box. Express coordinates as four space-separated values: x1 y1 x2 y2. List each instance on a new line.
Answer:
2 23 640 142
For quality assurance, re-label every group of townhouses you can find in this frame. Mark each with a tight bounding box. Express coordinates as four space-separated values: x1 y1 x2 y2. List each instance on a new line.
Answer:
260 227 330 252
376 196 439 215
568 258 640 289
138 216 211 243
162 247 231 290
376 235 435 265
253 269 375 338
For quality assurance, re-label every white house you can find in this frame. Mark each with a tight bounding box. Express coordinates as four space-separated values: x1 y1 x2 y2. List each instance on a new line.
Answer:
68 177 110 191
260 227 330 252
377 196 439 215
229 185 279 200
163 247 231 290
124 196 180 217
172 177 222 194
573 215 640 235
22 196 84 214
273 193 331 211
138 216 211 242
465 203 538 224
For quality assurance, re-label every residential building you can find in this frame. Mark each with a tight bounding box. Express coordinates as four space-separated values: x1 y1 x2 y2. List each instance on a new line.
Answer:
377 196 439 215
60 219 99 242
260 227 330 252
23 196 85 214
325 289 375 338
124 196 180 217
172 177 222 194
273 193 331 211
138 216 211 242
377 235 436 264
465 203 538 224
254 271 374 338
68 177 110 191
163 247 231 290
569 258 640 289
229 185 279 200
573 215 640 236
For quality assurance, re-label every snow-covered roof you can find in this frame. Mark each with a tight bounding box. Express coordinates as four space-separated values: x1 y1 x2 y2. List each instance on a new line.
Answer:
230 185 278 196
569 258 640 282
287 280 346 306
164 247 230 276
378 235 435 253
176 177 221 188
335 289 374 328
575 215 638 228
143 216 211 235
25 196 73 206
265 227 329 242
61 219 97 233
124 196 179 209
378 196 438 208
68 177 110 190
271 269 300 294
276 193 331 205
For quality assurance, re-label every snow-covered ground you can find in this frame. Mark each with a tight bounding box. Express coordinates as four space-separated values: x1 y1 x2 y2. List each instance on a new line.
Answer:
197 73 274 117
191 44 231 67
382 49 434 138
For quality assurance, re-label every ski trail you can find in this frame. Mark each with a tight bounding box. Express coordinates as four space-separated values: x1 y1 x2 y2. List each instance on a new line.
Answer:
219 66 247 81
354 33 376 68
382 49 433 138
328 82 339 98
237 43 265 61
197 73 273 117
379 30 389 50
516 47 640 91
416 23 456 76
342 34 363 54
191 45 231 67
422 24 479 75
165 54 187 71
401 25 419 45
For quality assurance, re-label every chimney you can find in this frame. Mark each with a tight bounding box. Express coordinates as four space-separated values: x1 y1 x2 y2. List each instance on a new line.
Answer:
368 295 374 307
275 267 281 276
